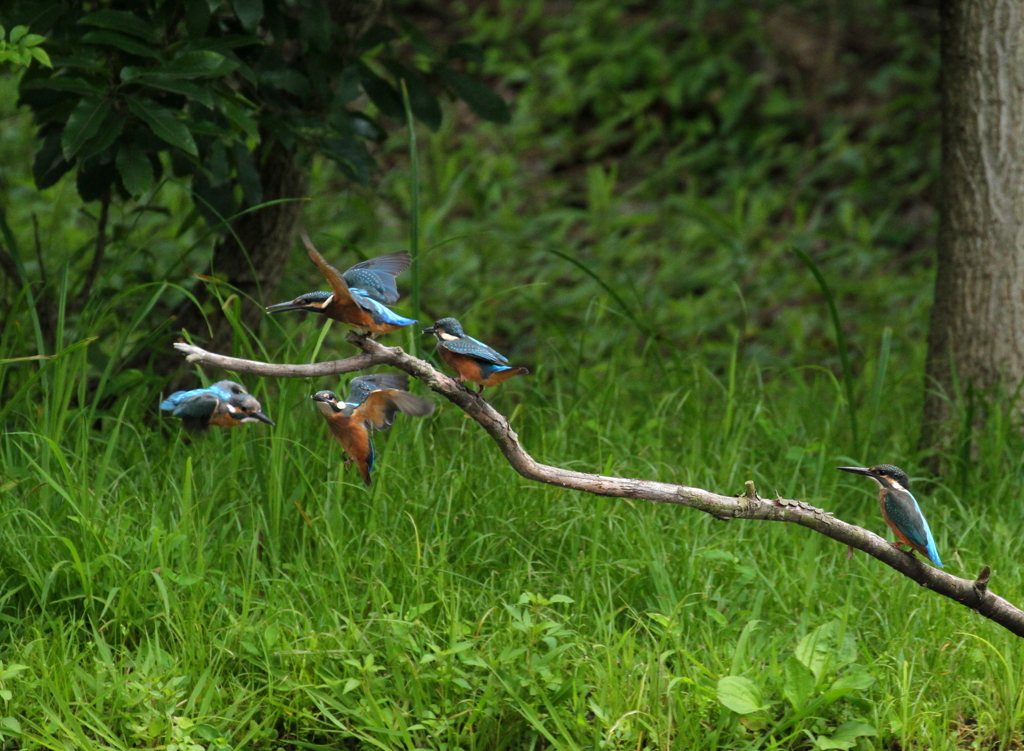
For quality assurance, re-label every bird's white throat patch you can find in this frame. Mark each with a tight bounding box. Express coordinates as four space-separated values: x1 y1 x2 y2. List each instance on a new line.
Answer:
438 331 460 341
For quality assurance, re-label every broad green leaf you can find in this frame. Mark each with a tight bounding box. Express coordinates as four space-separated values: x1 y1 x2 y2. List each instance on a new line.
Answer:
716 676 767 715
159 50 236 79
9 26 27 44
76 111 125 161
217 95 259 140
81 30 160 59
0 716 20 733
62 96 112 159
795 620 857 682
783 655 814 712
816 720 877 750
231 0 263 31
21 77 104 95
127 96 198 156
116 142 154 195
824 671 875 704
19 33 46 48
78 10 159 43
357 62 403 118
132 75 216 108
437 65 510 123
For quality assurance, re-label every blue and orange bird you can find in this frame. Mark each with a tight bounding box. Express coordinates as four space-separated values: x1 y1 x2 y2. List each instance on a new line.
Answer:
266 229 416 336
310 373 434 486
423 317 529 396
160 380 274 433
837 464 943 567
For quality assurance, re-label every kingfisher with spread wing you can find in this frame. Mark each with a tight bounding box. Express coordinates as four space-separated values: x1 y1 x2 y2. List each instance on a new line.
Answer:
311 373 434 485
266 229 416 336
161 380 274 432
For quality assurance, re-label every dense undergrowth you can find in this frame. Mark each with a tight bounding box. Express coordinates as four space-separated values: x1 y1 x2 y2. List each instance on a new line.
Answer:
4 0 1024 749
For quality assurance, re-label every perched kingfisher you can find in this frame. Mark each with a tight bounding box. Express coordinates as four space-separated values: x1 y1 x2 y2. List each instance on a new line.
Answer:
837 464 943 567
423 317 529 395
160 380 274 432
266 229 416 336
311 373 434 486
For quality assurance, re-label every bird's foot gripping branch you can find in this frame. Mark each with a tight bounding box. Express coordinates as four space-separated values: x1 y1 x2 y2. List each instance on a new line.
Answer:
172 335 1024 639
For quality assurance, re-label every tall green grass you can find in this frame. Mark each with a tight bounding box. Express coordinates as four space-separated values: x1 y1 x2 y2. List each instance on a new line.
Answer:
2 280 1023 750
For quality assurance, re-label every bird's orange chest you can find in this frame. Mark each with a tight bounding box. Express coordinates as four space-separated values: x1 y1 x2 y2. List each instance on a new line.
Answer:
326 412 370 455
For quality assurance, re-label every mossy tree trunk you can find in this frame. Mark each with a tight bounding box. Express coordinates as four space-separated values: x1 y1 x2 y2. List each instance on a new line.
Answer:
920 0 1024 463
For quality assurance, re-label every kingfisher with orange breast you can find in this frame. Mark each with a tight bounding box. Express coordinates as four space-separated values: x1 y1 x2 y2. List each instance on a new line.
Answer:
837 464 943 567
161 380 274 432
311 373 434 486
266 229 416 336
423 317 529 396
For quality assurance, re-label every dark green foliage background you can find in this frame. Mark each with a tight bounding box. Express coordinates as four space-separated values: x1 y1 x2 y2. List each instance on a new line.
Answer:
3 1 1023 749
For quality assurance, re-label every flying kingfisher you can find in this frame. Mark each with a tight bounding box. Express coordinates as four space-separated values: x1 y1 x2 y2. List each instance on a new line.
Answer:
266 229 416 336
161 380 274 432
311 373 434 486
837 464 943 567
423 317 529 396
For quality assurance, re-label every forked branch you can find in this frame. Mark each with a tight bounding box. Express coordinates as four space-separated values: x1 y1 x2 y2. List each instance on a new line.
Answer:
173 337 1024 638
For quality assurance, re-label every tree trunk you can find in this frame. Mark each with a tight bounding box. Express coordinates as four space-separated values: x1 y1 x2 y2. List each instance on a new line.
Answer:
144 143 308 382
920 0 1024 463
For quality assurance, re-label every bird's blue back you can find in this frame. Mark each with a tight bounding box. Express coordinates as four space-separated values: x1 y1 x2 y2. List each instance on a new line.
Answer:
441 336 510 366
160 383 232 418
885 488 943 567
352 290 417 327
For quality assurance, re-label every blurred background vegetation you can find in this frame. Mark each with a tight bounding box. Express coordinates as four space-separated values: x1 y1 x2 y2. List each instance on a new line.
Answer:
7 1 1019 750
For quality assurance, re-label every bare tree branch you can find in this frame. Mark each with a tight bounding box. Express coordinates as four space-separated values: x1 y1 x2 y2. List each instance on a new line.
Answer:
172 336 1024 639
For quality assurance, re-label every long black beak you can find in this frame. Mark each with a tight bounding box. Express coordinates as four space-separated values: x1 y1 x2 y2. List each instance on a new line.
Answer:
251 411 275 426
837 466 874 478
422 326 436 335
311 393 330 403
266 300 302 313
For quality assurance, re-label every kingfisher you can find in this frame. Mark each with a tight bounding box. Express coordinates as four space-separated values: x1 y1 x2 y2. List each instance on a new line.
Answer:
266 229 416 336
423 317 529 396
311 373 434 486
837 464 943 567
160 380 274 432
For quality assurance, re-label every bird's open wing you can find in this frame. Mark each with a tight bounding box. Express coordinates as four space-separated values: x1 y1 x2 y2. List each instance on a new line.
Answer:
346 374 411 405
299 228 354 306
344 251 412 304
440 337 509 365
352 389 435 431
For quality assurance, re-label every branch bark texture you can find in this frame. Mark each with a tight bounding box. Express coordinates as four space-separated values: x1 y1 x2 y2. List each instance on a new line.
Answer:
174 337 1024 638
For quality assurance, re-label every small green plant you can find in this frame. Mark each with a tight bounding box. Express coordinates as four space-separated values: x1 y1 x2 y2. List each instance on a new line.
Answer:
0 25 50 70
716 620 877 749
